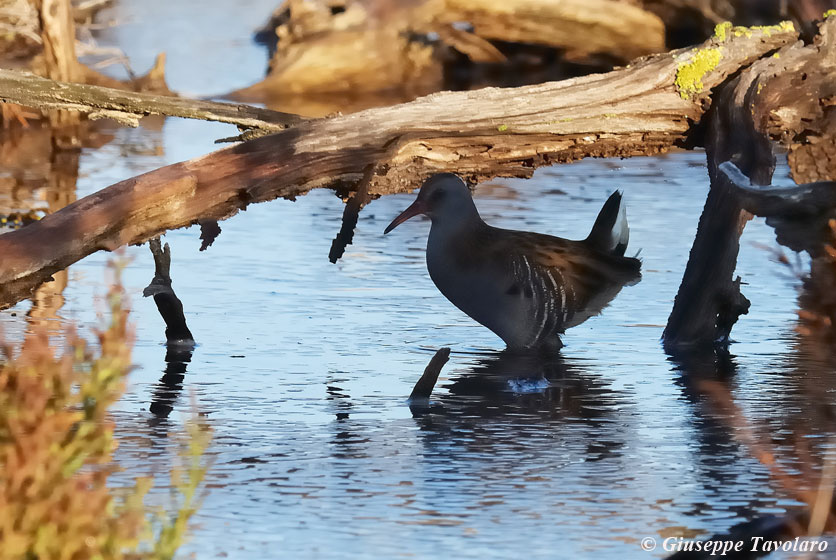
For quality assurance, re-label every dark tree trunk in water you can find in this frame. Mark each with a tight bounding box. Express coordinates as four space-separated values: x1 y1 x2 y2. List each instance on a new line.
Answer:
664 17 836 351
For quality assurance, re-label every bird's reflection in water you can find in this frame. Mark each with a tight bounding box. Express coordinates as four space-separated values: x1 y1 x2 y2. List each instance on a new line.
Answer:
149 342 195 421
411 349 632 465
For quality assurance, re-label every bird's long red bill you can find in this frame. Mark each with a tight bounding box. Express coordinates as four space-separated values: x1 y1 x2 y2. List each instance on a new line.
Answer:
384 199 426 234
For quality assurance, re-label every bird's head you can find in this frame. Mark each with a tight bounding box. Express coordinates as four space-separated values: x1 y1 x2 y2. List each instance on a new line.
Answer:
384 173 475 234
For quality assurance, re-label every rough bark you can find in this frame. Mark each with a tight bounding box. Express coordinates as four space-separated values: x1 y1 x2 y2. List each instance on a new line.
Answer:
0 26 799 309
37 0 80 83
0 68 303 131
664 17 836 351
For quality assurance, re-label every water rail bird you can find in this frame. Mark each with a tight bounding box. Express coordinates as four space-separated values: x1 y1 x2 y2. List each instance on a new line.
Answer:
384 173 641 350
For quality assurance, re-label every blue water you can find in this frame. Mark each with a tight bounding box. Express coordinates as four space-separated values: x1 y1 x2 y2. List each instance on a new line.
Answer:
1 2 834 558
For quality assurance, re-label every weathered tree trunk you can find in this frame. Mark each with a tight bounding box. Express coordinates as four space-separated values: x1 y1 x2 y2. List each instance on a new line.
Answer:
0 25 801 309
664 16 836 350
715 15 836 341
37 0 81 84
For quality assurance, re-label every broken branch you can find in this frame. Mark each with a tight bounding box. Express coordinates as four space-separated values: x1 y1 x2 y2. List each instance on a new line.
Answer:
0 68 303 130
409 347 451 402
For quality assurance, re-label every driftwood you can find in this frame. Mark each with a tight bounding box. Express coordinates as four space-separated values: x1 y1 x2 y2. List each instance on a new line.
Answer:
713 17 836 341
36 0 83 144
0 69 302 131
663 75 759 349
437 0 665 60
235 0 665 101
32 0 173 101
0 25 801 309
664 18 836 349
721 163 836 340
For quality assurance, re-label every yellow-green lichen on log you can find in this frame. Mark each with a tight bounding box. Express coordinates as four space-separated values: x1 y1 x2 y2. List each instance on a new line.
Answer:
825 9 836 19
715 20 795 40
714 22 732 42
751 21 795 35
675 48 722 100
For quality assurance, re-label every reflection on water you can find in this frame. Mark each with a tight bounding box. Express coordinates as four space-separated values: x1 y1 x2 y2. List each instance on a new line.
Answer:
414 350 630 470
670 344 836 555
149 344 194 419
0 123 79 332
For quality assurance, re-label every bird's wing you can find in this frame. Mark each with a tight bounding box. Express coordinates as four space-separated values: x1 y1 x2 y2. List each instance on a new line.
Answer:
494 230 641 332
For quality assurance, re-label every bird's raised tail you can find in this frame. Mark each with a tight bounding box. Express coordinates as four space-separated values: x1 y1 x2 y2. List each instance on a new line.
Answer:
584 191 629 256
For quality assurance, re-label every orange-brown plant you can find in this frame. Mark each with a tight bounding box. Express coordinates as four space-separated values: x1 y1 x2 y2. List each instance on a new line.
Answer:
0 264 211 560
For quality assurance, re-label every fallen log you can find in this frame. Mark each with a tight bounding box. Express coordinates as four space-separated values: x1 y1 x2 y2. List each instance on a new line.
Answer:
436 0 665 61
237 0 665 101
0 24 799 308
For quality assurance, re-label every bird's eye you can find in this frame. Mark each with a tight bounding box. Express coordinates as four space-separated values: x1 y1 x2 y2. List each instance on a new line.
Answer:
430 189 446 202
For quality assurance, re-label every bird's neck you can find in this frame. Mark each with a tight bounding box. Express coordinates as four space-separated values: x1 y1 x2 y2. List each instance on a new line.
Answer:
427 205 487 257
